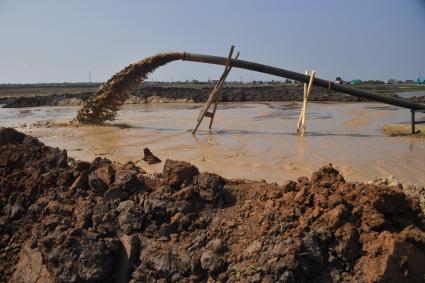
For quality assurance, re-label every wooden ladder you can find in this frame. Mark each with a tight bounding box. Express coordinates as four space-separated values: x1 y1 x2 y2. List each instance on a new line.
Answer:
192 46 239 134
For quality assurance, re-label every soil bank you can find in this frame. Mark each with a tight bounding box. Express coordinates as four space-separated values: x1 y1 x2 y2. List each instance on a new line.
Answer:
1 128 425 282
2 85 415 108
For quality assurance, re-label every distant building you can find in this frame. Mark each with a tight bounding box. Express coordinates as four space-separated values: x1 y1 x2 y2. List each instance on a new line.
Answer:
405 80 415 84
417 77 425 84
351 79 362 85
335 77 343 84
387 79 396 85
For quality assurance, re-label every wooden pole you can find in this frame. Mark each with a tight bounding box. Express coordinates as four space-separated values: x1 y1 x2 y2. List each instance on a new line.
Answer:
192 46 238 134
297 69 309 132
411 110 416 134
297 70 316 136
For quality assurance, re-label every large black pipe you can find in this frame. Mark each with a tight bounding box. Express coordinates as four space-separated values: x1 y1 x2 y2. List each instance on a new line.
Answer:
183 52 425 111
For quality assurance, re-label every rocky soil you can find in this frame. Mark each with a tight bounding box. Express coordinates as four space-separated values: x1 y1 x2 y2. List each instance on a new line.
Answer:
1 127 425 282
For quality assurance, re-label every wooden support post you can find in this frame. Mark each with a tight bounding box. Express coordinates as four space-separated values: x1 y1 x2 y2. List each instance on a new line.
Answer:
297 70 316 136
297 69 309 132
192 46 239 134
411 110 416 134
208 98 219 129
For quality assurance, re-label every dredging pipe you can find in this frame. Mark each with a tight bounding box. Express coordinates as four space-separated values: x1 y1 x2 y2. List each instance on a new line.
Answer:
183 52 425 111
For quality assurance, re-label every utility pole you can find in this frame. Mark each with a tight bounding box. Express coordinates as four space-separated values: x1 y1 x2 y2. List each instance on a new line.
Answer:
89 71 92 83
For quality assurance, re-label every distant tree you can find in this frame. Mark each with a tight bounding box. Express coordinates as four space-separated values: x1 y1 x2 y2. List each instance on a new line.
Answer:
335 76 342 82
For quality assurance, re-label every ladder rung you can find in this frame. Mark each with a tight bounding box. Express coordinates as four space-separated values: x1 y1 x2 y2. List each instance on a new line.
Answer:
204 112 214 118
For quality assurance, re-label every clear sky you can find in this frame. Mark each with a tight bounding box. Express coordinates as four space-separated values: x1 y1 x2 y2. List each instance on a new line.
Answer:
0 0 424 83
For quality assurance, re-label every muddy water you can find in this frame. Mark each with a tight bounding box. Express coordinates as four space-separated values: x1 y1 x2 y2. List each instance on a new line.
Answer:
398 90 425 98
1 102 424 186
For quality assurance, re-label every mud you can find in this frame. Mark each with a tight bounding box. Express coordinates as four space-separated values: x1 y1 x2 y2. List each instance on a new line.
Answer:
382 124 425 137
1 127 425 282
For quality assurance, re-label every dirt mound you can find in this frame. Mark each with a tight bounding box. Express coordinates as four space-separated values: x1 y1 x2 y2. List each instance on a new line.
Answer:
2 92 92 108
2 85 367 109
1 128 425 282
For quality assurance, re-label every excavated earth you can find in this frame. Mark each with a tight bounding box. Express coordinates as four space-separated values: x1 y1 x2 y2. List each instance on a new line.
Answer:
2 85 421 109
0 85 390 108
1 127 425 282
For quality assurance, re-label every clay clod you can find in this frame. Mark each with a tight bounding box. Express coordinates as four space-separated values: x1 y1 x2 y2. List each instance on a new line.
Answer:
142 147 161 165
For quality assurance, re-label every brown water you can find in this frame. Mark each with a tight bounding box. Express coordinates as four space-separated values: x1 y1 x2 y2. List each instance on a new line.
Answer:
1 102 424 185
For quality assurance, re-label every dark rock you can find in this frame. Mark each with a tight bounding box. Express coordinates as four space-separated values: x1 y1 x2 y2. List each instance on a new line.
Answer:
142 147 161 165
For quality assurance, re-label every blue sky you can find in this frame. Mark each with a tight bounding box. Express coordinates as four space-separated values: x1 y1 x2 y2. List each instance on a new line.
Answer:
0 0 424 83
